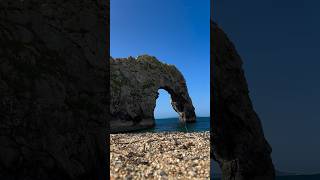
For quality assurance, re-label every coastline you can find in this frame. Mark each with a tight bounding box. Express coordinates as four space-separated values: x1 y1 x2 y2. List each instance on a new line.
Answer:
110 131 210 179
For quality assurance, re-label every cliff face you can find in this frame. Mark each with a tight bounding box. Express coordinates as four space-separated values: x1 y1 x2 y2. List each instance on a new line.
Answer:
0 1 108 179
110 55 196 132
211 21 275 179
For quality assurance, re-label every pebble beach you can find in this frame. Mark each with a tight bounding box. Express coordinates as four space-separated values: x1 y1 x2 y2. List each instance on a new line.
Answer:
110 131 210 179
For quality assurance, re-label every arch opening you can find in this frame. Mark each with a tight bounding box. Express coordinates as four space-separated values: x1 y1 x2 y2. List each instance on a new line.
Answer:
153 89 191 132
154 89 179 120
154 85 196 124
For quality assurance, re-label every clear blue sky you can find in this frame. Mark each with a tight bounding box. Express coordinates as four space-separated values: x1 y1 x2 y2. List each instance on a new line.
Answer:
111 0 210 118
214 0 320 174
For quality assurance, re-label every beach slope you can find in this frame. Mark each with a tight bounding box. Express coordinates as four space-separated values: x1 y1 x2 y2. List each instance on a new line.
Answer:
110 132 210 179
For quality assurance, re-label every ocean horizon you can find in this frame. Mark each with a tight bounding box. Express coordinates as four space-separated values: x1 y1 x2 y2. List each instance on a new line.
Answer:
137 116 210 133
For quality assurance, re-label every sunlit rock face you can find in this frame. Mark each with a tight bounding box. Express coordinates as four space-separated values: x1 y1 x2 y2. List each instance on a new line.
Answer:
211 21 275 180
0 1 108 179
110 55 196 132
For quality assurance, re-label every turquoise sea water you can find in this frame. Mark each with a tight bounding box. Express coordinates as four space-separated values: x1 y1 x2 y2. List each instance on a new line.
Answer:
139 117 210 132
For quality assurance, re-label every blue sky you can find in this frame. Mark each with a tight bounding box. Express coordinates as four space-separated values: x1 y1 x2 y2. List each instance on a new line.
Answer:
214 0 320 174
111 0 210 118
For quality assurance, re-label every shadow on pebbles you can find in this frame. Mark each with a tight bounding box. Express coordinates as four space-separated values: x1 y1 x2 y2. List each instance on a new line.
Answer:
110 131 210 179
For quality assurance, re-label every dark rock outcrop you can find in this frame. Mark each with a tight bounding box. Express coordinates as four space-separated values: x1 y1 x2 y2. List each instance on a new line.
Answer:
211 21 275 179
0 1 108 179
110 55 196 132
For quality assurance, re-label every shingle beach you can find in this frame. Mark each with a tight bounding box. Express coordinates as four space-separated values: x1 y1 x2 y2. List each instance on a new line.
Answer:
110 131 210 179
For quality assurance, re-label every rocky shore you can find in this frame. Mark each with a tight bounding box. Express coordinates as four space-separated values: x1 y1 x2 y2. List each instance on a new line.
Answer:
110 131 210 179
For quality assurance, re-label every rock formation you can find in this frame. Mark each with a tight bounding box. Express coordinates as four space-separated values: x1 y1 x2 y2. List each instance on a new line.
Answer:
211 21 275 179
0 1 108 179
110 55 196 132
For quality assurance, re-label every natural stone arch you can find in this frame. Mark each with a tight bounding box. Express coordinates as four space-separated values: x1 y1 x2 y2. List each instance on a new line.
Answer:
110 55 196 132
211 21 275 179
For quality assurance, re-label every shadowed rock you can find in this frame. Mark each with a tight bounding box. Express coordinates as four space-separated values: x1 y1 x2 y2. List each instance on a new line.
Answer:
211 21 275 179
0 1 108 179
110 55 196 132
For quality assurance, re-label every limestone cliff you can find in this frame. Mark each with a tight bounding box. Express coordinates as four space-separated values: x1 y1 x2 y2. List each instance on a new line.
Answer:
110 55 196 132
211 21 275 179
0 1 108 179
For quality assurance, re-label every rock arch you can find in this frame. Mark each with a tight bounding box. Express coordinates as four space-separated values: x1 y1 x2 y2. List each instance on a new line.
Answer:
211 21 275 179
110 55 196 132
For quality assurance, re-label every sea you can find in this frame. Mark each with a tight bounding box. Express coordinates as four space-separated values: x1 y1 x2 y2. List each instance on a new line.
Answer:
138 116 210 132
212 159 320 180
212 174 320 180
275 174 320 180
